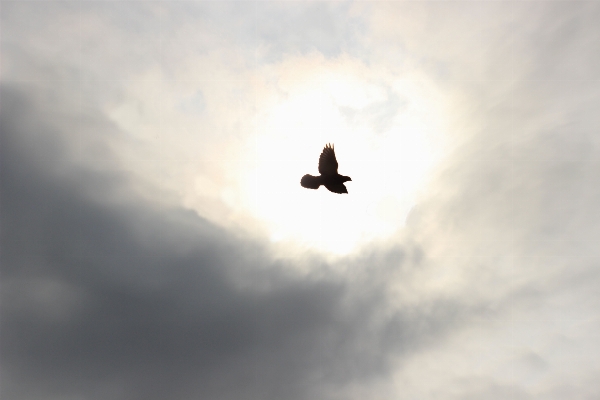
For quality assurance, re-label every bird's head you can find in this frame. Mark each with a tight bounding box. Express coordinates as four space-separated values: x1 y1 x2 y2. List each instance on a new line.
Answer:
342 175 352 182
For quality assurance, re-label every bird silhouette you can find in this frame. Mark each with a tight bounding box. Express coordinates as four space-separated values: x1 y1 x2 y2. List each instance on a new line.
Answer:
301 143 352 194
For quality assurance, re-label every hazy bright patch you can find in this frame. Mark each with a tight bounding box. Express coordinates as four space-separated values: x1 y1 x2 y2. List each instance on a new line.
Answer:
236 56 450 254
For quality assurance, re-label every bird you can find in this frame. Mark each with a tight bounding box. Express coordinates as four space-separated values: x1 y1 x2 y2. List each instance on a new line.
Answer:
300 143 352 194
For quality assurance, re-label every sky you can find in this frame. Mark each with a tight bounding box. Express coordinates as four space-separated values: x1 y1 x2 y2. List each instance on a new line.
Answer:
1 1 600 399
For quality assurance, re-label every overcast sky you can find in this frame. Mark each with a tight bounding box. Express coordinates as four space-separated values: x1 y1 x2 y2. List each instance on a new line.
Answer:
2 1 600 399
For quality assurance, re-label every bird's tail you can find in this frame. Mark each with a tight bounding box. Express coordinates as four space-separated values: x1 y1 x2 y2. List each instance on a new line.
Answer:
301 174 322 189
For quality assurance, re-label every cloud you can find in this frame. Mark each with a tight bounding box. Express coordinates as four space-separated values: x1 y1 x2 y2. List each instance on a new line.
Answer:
0 86 468 400
377 2 600 397
2 2 600 399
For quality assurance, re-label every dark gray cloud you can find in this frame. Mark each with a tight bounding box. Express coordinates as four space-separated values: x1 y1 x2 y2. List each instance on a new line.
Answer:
0 86 465 400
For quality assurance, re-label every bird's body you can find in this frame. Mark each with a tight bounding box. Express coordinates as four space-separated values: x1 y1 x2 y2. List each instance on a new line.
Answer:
301 144 351 194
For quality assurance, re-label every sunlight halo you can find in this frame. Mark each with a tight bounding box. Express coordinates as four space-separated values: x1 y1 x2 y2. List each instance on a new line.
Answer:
237 56 449 255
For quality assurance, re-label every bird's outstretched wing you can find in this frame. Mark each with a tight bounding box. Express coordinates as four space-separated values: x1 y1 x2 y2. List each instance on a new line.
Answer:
318 143 338 176
325 183 348 194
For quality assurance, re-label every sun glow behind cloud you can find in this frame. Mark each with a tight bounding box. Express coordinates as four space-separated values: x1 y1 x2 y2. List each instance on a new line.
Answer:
236 57 449 255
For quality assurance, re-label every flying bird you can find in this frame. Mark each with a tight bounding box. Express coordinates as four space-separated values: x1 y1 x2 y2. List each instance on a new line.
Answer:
301 143 352 194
